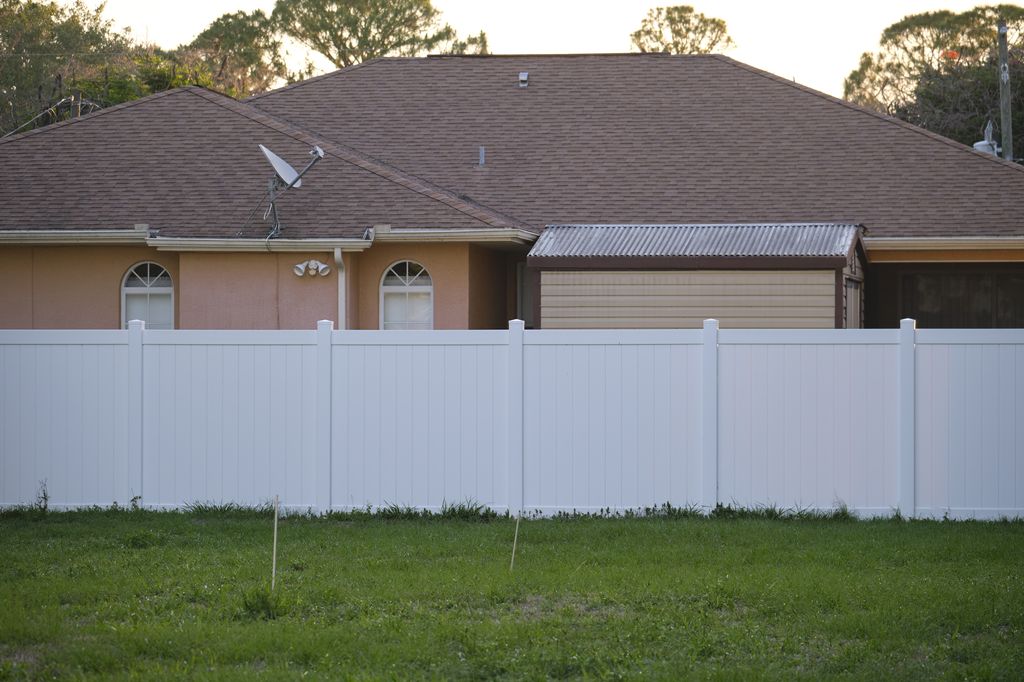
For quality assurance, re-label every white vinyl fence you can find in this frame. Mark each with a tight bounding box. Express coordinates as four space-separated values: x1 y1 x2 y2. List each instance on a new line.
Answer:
1 320 1022 519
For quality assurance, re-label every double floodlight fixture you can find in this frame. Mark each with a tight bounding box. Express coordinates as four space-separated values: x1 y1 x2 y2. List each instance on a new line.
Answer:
294 259 331 277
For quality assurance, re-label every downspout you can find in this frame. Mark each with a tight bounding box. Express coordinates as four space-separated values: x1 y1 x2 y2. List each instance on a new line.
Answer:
334 248 346 330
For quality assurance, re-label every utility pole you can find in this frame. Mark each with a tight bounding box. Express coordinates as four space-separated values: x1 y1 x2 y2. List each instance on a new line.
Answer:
998 18 1014 161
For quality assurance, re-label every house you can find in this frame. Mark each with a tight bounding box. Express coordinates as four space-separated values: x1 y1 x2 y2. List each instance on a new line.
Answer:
2 54 1022 330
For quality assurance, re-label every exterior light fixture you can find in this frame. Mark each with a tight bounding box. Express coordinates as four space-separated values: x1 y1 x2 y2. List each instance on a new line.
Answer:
294 259 331 277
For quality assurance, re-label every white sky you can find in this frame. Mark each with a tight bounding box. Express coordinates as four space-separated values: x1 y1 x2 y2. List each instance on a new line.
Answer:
78 0 994 97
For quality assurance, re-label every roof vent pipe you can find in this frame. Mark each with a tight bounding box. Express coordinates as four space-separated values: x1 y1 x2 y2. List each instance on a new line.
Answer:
518 71 528 87
478 145 486 166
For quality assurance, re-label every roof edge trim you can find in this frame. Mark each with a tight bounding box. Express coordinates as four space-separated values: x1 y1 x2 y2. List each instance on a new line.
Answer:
864 237 1024 250
147 237 373 252
373 228 537 244
0 230 148 245
526 255 848 270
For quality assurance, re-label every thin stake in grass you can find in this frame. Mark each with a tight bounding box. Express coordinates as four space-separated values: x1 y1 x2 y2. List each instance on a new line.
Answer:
510 513 521 571
271 494 279 590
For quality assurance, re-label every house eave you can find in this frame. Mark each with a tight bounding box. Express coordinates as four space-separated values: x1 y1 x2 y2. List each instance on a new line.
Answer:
371 228 538 244
146 237 374 252
0 229 148 245
863 237 1024 250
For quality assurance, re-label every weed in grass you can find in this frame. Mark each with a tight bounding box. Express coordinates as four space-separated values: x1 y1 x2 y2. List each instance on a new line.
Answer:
183 501 274 518
440 499 500 522
240 585 289 620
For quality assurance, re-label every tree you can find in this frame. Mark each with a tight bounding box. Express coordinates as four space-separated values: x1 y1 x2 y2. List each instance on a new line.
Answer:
844 5 1024 112
1 0 130 133
187 10 286 98
0 1 216 136
630 5 734 55
443 29 488 56
272 0 484 68
893 51 1024 153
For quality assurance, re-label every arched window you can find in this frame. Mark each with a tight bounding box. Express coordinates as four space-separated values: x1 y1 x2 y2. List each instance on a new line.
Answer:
380 261 433 330
121 262 174 329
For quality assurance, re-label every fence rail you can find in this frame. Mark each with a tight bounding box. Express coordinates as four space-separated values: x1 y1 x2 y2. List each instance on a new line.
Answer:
2 319 1022 519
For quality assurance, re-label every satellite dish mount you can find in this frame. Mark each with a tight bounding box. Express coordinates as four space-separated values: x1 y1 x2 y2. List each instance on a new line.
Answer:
258 144 325 238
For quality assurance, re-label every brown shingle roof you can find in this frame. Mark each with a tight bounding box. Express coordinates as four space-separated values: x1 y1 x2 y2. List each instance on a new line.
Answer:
250 53 1024 238
0 86 527 238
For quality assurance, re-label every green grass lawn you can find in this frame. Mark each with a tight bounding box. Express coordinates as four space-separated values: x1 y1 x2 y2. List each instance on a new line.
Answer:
1 508 1022 680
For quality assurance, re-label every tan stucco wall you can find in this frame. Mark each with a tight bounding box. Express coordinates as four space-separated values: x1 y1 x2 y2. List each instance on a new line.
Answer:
354 243 471 329
1 243 516 331
540 270 837 329
0 245 179 329
178 252 337 329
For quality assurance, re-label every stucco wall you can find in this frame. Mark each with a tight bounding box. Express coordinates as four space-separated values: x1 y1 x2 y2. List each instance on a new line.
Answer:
354 243 471 329
540 270 837 329
178 252 337 329
0 245 179 329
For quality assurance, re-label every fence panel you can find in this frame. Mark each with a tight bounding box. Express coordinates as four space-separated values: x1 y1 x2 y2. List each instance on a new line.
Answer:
330 331 510 511
2 323 1023 518
718 330 900 515
916 331 1024 519
0 332 130 508
142 331 318 510
522 330 703 513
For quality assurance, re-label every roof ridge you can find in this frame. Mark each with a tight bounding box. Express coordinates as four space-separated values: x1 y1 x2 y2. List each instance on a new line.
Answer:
246 53 717 104
0 87 186 146
245 57 388 103
710 55 1024 176
188 88 534 230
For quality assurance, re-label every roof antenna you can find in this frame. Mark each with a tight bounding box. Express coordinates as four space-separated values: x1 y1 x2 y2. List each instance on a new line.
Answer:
258 144 325 238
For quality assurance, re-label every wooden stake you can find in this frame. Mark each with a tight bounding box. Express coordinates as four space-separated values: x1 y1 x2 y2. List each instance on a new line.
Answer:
271 494 279 590
509 513 521 571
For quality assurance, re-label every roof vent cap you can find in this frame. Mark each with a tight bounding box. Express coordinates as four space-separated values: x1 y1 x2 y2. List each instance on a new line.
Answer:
518 71 528 88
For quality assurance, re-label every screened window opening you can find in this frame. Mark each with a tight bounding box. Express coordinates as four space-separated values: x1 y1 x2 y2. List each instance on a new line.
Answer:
122 262 174 329
380 261 433 330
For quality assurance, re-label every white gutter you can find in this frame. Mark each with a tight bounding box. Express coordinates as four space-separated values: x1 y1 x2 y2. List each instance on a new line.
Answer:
372 228 538 244
864 237 1024 250
146 238 373 252
0 230 148 245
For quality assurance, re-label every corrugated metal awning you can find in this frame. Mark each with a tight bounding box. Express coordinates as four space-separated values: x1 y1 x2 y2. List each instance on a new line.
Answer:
529 223 862 260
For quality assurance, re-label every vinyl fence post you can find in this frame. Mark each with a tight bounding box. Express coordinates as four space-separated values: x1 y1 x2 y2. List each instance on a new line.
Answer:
316 320 333 515
127 319 144 507
702 319 719 513
898 318 916 518
508 320 525 516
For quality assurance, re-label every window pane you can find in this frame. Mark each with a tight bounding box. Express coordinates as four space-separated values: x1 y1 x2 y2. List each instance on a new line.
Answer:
383 292 408 324
148 294 173 329
407 293 431 324
125 293 173 329
125 294 148 325
382 270 405 287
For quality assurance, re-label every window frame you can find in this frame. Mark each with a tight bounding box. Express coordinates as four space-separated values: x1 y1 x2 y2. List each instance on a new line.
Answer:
121 261 174 330
379 260 434 330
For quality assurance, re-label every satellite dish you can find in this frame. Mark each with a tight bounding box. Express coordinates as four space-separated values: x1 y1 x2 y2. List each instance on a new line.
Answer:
256 144 326 238
259 144 303 188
